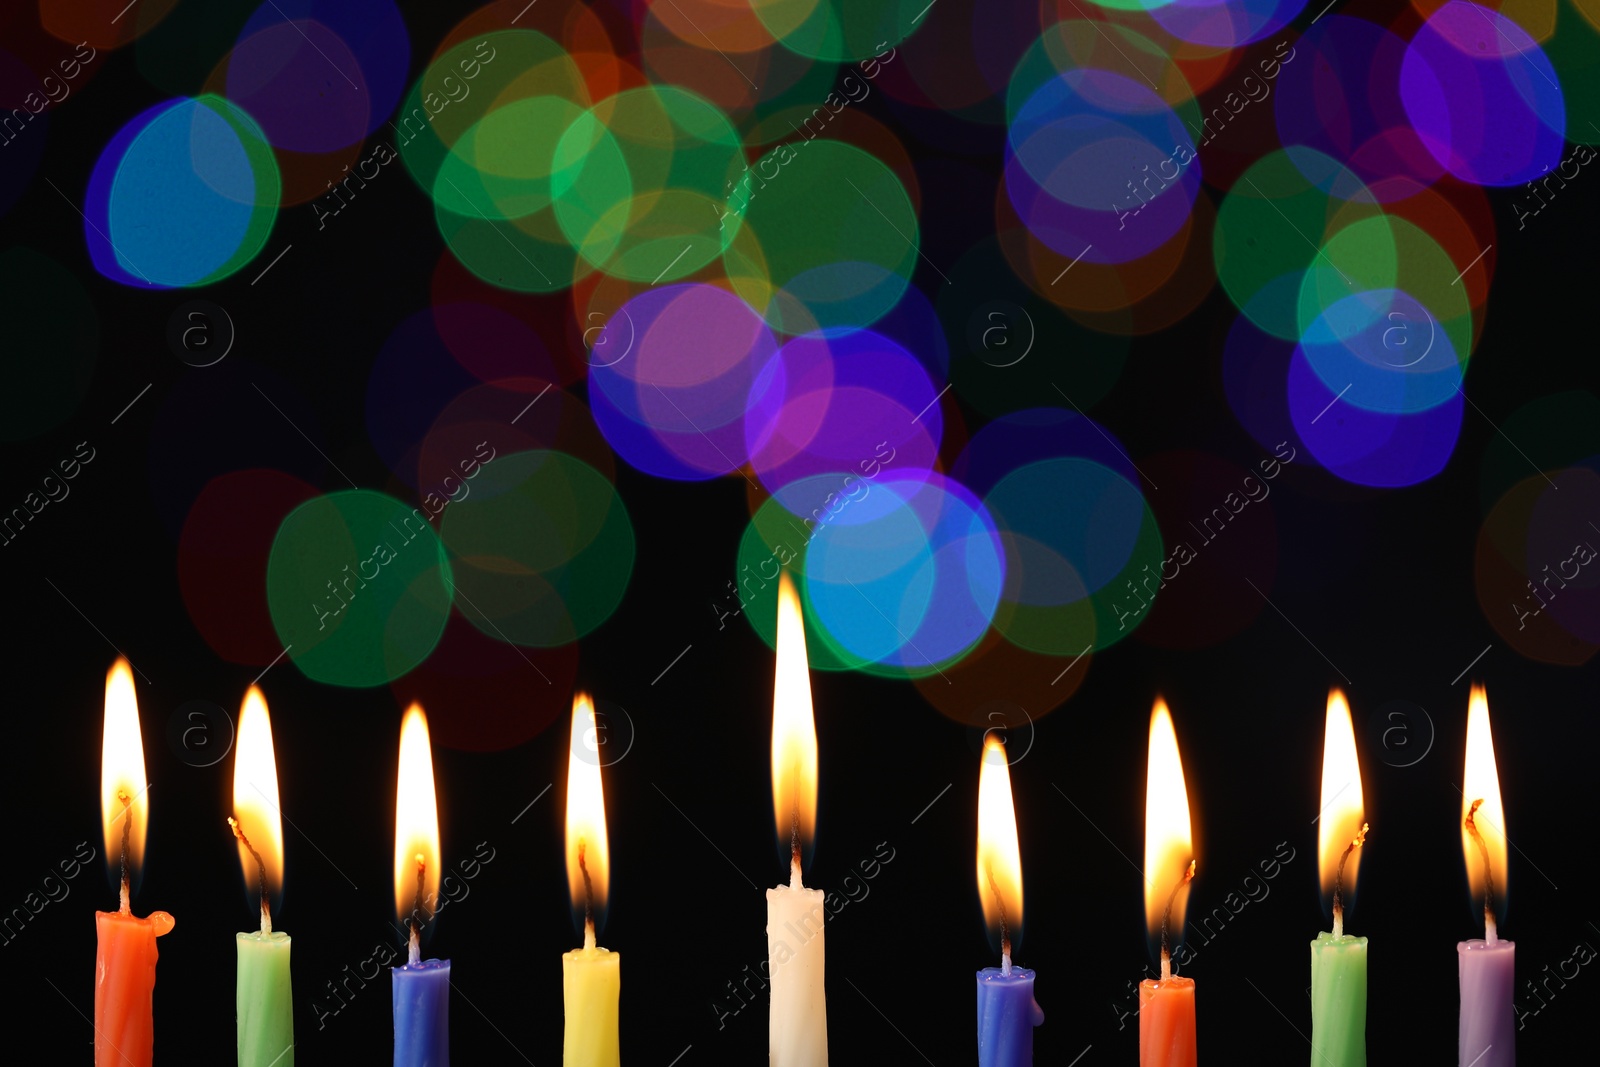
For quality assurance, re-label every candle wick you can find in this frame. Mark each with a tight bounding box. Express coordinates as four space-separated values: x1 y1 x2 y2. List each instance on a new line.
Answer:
228 815 272 935
789 806 804 889
117 789 132 915
1159 859 1195 980
1331 822 1368 938
409 853 425 965
1465 799 1498 936
578 839 595 936
984 863 1013 974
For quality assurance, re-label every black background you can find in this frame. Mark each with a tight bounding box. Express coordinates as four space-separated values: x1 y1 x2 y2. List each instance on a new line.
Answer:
4 1 1596 1064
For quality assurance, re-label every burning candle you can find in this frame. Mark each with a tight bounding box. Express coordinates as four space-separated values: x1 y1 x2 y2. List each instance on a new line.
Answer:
229 686 294 1067
1140 698 1196 1067
975 736 1043 1066
1311 689 1369 1067
1459 684 1512 1067
392 704 448 1067
95 658 174 1067
768 572 827 1067
563 692 620 1066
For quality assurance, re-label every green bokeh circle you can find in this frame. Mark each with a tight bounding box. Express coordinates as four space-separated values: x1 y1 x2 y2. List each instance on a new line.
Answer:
751 0 920 63
983 458 1163 655
267 490 454 688
552 86 745 281
735 491 862 671
440 451 634 646
1214 148 1378 341
723 138 917 332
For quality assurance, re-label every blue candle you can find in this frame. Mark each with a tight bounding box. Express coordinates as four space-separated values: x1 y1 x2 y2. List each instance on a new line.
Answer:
392 958 449 1067
976 966 1043 1066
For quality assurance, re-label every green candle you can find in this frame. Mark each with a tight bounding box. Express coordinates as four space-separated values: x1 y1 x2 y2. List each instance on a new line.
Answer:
1313 692 1369 1067
1310 930 1367 1066
237 931 294 1067
230 689 294 1067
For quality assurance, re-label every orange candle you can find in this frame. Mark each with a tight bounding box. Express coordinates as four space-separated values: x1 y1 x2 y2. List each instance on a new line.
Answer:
1138 977 1195 1066
95 659 174 1067
1139 698 1197 1067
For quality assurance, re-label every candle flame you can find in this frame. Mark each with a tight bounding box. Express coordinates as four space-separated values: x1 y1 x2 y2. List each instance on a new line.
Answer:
393 704 441 928
772 572 817 875
1144 698 1194 940
565 692 610 931
100 659 147 885
231 687 285 918
976 737 1023 955
1317 689 1365 902
1461 684 1507 919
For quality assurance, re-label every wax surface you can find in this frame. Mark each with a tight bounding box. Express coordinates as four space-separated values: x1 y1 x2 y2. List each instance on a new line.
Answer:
767 881 828 1066
563 945 620 1066
1138 976 1196 1067
238 930 294 1067
95 908 172 1067
1459 939 1514 1067
976 967 1043 1067
1310 932 1367 1066
393 958 450 1067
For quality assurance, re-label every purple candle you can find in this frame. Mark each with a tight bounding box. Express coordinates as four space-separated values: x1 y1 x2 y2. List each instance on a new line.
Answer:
1458 686 1512 1067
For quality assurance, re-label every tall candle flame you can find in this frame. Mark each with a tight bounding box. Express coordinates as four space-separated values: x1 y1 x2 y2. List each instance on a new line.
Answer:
1317 689 1365 908
100 659 147 895
1461 684 1507 927
565 692 610 942
393 704 441 939
772 572 817 881
976 737 1023 969
230 686 284 929
1143 698 1194 945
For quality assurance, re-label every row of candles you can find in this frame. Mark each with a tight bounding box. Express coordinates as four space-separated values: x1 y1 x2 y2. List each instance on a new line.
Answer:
92 576 1514 1066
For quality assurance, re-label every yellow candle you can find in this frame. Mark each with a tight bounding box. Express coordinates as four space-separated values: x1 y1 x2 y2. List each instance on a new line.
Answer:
564 693 620 1065
563 925 620 1066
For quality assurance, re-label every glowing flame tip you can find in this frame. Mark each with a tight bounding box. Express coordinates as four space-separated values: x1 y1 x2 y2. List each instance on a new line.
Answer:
1462 685 1506 923
232 687 284 915
566 692 610 929
394 705 441 928
1318 688 1365 903
976 738 1023 954
100 659 148 888
772 574 817 869
1144 698 1193 941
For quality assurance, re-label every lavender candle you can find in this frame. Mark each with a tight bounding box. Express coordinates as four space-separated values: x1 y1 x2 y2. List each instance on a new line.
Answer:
1458 935 1513 1067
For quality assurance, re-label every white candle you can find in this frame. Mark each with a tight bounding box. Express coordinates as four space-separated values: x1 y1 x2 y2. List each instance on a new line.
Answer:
768 573 826 1066
767 857 826 1066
